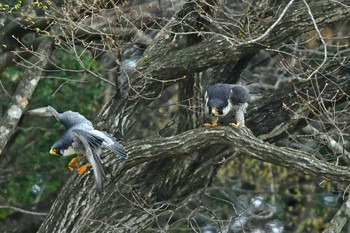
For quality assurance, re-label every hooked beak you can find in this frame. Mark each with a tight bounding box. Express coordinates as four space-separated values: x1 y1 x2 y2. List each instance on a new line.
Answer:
50 149 58 155
211 108 219 116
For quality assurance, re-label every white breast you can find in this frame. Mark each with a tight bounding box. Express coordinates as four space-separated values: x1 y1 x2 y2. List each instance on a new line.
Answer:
222 100 233 116
62 146 76 156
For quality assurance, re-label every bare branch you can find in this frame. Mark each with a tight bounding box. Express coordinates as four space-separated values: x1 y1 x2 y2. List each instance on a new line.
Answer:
302 125 350 162
298 0 328 81
242 0 295 45
0 205 47 216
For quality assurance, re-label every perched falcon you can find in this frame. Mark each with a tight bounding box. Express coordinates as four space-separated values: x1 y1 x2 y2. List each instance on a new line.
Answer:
204 83 249 126
28 106 127 195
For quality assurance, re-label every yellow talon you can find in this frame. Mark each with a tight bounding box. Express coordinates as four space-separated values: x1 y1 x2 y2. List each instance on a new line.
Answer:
229 122 240 127
204 123 219 127
204 119 219 127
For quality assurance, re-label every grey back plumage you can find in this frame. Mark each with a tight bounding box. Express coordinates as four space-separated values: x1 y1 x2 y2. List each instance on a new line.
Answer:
206 84 249 103
229 85 250 104
47 106 93 130
205 84 232 104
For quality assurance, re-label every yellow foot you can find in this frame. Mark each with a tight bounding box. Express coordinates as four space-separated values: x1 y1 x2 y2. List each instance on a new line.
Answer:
68 156 81 171
77 163 91 175
204 122 219 127
229 122 240 127
204 118 219 127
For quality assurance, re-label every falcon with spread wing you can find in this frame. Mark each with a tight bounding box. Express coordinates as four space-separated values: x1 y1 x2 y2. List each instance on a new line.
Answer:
29 106 127 195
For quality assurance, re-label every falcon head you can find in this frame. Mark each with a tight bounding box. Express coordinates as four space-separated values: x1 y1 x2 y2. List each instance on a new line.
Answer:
207 99 231 116
50 132 75 156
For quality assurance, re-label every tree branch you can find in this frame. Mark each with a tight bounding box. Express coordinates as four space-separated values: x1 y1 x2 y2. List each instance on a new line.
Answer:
322 196 350 233
39 126 350 232
0 38 52 155
0 205 47 216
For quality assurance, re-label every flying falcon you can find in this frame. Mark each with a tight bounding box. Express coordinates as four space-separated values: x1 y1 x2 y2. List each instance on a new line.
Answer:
28 106 127 195
204 83 249 126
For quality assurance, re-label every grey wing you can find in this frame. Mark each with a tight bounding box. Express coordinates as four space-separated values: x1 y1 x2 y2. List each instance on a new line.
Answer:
72 129 106 195
46 106 61 120
102 131 128 158
229 85 249 126
58 111 93 129
72 128 104 150
27 106 61 119
28 105 93 129
229 85 250 104
91 130 128 158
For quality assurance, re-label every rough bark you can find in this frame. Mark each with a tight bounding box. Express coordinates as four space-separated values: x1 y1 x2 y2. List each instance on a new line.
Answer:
38 125 350 232
322 196 350 233
136 0 350 79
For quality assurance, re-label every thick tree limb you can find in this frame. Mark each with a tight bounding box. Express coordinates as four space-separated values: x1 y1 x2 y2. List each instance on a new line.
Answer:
322 196 350 233
39 126 350 232
137 0 350 79
99 0 350 138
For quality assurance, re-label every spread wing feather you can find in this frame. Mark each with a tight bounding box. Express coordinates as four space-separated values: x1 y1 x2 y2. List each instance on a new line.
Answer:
87 130 128 158
72 129 106 195
100 131 128 158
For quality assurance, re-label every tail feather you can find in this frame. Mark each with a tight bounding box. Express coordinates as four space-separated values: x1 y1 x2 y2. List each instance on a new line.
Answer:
94 155 107 196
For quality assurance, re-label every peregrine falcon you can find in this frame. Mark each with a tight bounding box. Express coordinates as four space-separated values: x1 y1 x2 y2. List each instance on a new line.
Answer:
204 83 249 126
28 106 127 195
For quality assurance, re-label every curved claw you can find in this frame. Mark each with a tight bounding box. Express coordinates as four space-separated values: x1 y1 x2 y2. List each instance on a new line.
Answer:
68 156 81 171
204 118 219 127
77 163 91 175
229 122 241 127
204 122 219 127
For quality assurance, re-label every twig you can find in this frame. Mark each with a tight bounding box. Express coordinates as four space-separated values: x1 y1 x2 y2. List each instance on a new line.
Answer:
302 125 350 162
0 205 47 216
299 0 328 81
241 0 295 45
